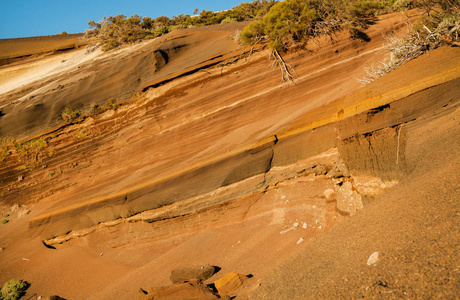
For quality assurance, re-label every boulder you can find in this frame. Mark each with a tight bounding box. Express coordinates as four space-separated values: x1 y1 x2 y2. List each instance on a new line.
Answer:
170 265 218 284
140 280 218 300
214 272 248 296
335 181 363 216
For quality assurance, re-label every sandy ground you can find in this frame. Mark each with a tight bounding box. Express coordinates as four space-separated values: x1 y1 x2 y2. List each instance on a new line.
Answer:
252 94 460 299
0 10 458 300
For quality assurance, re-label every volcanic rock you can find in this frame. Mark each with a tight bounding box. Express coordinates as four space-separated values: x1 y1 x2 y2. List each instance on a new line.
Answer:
214 272 249 295
139 280 218 300
170 265 218 284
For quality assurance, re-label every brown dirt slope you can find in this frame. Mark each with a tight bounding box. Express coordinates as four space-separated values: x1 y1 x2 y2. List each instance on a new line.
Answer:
251 94 460 299
0 11 458 300
27 46 460 241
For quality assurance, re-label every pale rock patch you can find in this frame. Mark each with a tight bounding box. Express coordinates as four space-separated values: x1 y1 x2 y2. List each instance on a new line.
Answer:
367 251 380 266
335 181 363 216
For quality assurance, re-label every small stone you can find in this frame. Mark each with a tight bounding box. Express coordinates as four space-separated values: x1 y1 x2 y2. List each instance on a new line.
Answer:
18 176 24 181
293 222 299 227
323 189 335 200
17 208 30 218
302 223 307 229
10 204 19 213
336 181 363 216
296 238 304 245
280 226 295 235
367 252 379 266
330 162 350 178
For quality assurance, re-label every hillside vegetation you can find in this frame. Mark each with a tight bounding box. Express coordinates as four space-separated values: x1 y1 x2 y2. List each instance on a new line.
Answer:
86 0 277 51
87 0 459 83
240 0 459 80
88 0 459 51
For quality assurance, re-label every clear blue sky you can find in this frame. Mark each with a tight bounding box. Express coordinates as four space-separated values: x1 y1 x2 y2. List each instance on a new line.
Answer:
0 0 248 39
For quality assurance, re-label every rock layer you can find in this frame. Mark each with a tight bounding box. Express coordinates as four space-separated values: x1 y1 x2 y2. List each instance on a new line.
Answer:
28 47 460 240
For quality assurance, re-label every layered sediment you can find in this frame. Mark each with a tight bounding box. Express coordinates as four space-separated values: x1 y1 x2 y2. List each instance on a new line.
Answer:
28 47 460 242
0 10 458 299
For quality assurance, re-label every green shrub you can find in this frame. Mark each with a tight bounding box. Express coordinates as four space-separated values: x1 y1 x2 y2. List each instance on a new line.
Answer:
153 26 169 37
25 138 47 151
241 0 388 51
106 98 119 111
90 102 100 117
240 20 265 44
61 106 81 122
0 279 27 300
75 128 89 139
221 17 238 24
86 1 278 51
0 137 15 162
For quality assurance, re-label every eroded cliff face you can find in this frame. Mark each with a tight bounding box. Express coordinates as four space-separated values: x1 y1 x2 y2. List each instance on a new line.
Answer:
25 46 460 243
0 27 243 139
0 11 458 299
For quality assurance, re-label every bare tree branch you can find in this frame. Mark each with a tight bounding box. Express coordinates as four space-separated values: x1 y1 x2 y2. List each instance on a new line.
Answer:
269 48 298 83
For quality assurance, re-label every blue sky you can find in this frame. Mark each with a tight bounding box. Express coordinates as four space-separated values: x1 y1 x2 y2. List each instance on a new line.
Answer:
0 0 248 39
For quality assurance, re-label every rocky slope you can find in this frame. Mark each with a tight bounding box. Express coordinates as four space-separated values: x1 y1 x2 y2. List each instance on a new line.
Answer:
0 11 458 299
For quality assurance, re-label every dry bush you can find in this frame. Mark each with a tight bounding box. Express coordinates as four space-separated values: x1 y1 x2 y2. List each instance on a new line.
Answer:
357 14 460 84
